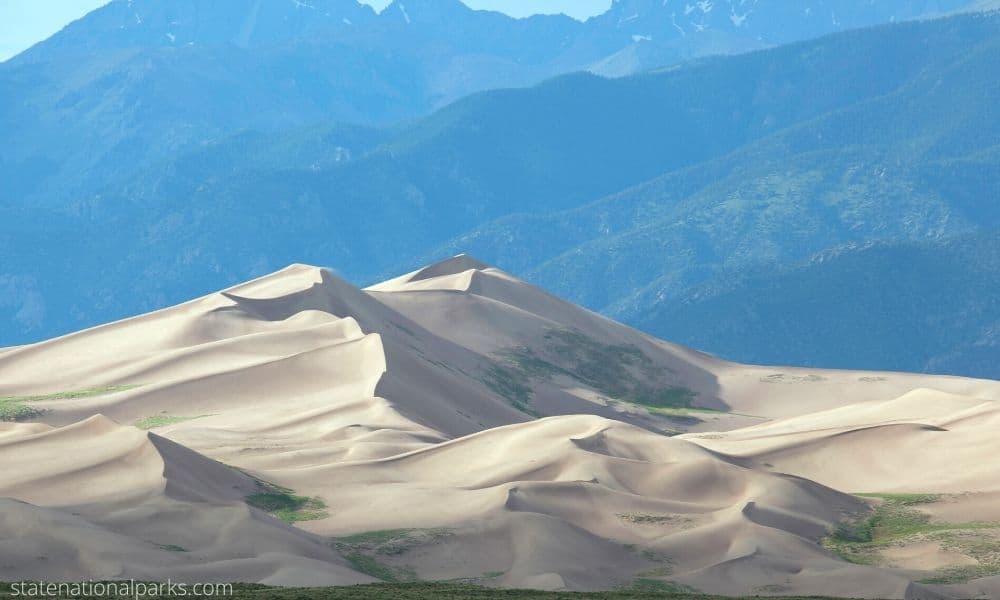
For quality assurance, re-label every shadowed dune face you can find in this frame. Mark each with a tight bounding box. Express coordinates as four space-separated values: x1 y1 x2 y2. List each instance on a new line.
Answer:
1 257 1000 595
0 417 371 586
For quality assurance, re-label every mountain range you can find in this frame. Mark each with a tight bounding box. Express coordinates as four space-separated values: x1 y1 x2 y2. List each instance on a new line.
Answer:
2 2 1000 379
5 0 984 210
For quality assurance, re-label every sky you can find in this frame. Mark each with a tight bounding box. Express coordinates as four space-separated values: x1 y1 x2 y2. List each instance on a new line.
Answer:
0 0 613 61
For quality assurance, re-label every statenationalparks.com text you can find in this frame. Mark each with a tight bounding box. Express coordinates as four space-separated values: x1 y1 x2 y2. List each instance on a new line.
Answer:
11 580 234 598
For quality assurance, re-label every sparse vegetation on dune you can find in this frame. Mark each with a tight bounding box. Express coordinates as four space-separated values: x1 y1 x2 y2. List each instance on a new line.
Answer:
134 414 212 430
480 364 537 415
481 328 697 415
619 513 675 524
918 529 1000 584
0 385 140 421
331 529 452 582
855 493 941 506
824 493 1000 581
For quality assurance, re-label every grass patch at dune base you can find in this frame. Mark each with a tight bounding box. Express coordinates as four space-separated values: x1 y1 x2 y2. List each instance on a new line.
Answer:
0 384 141 421
621 578 696 594
825 493 1000 581
341 553 417 583
917 529 1000 584
332 529 453 582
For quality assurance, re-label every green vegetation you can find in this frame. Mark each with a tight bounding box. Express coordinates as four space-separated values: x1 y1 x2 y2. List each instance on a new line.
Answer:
340 553 417 583
0 399 43 421
824 493 1000 581
918 530 1000 584
333 528 452 556
632 387 697 410
156 544 188 552
481 328 697 415
758 374 826 384
621 579 696 594
825 493 941 563
134 414 211 430
855 493 941 506
332 529 451 583
646 406 721 417
337 529 420 547
618 513 680 525
480 364 536 414
245 482 328 524
0 385 140 421
0 581 867 599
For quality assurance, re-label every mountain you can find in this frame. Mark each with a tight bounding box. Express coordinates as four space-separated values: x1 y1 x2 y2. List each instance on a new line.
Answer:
417 12 1000 376
0 0 580 218
3 258 1000 594
3 8 1000 379
0 0 989 208
629 231 1000 379
584 0 976 75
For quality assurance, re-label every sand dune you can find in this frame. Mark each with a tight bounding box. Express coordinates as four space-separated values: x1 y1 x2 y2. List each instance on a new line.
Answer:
0 417 370 585
2 256 999 596
277 415 923 594
683 388 1000 496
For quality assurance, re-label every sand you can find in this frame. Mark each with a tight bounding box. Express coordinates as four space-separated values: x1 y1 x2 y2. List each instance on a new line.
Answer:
1 255 999 597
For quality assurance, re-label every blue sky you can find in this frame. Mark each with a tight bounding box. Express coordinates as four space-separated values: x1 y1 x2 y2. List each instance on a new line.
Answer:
0 0 613 61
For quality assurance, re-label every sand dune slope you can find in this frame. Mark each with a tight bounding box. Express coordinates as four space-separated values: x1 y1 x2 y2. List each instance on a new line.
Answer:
1 257 999 596
0 417 370 585
370 256 1000 424
683 388 1000 495
272 415 930 596
683 388 1000 597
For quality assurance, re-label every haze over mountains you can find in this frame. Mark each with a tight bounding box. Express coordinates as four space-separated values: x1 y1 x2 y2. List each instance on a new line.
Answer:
2 1 1000 379
4 258 1000 596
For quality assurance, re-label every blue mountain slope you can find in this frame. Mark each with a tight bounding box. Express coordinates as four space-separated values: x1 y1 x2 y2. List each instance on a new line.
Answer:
1 7 999 380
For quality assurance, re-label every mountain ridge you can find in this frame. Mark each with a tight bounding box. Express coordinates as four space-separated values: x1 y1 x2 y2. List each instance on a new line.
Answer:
3 7 1000 379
